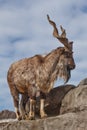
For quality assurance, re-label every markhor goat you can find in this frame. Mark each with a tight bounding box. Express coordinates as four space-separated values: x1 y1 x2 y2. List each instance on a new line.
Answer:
7 15 75 120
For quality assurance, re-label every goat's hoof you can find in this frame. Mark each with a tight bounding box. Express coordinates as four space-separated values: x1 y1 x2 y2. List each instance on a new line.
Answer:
24 114 30 120
40 111 48 119
29 116 35 120
29 112 35 120
41 114 48 119
21 115 28 120
17 116 22 121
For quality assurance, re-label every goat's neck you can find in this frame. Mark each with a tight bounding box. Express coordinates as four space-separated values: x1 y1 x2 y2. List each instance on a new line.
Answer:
36 48 63 93
44 48 61 77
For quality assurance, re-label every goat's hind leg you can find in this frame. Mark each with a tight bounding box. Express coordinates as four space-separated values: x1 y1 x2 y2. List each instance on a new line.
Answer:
13 96 22 120
7 78 22 120
20 94 29 120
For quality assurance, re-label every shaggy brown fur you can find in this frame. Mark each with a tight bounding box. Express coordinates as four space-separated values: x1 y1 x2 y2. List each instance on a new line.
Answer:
7 15 75 120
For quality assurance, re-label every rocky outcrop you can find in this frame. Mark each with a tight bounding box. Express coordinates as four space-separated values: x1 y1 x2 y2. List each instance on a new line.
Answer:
0 110 16 120
60 83 87 114
0 78 87 130
38 84 76 117
78 78 87 85
0 111 87 130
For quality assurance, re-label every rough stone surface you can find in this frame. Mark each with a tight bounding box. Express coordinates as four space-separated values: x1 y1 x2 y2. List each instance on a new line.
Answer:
0 111 87 130
36 84 75 117
60 84 87 114
0 78 87 130
78 78 87 85
0 110 16 120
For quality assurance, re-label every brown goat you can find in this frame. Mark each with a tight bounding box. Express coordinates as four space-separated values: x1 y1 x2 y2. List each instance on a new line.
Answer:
7 15 75 120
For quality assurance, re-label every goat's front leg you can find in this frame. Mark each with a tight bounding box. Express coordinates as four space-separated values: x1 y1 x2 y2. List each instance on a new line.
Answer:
29 98 36 120
40 92 47 118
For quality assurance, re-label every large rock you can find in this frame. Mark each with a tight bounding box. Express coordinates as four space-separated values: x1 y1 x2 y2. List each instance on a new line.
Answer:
0 110 87 130
60 83 87 114
41 84 75 116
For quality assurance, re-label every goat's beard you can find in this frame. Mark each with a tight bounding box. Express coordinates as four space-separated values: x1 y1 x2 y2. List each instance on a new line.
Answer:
58 64 71 84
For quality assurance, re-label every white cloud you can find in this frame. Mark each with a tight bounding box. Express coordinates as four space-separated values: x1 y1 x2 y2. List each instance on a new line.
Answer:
0 0 87 111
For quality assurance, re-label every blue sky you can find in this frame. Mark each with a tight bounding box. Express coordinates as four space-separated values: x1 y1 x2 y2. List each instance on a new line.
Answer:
0 0 87 111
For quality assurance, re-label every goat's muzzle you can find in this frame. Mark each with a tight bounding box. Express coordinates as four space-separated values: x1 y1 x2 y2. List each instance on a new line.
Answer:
68 64 76 70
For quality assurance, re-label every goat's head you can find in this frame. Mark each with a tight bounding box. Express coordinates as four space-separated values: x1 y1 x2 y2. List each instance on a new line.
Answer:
57 47 75 83
47 15 75 83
